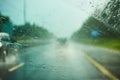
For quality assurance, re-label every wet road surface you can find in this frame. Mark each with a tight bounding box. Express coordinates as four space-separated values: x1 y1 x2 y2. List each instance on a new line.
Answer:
2 42 120 80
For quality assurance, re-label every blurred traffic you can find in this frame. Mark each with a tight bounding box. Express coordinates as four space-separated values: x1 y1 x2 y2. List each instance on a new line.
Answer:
0 32 22 77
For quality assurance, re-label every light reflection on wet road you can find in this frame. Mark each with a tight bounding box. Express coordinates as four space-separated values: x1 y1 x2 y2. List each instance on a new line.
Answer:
3 42 118 80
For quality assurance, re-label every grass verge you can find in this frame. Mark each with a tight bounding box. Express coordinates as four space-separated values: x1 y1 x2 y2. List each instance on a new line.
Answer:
75 38 120 51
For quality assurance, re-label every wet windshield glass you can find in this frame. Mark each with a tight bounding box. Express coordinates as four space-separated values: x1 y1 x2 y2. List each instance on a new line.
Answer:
0 0 120 80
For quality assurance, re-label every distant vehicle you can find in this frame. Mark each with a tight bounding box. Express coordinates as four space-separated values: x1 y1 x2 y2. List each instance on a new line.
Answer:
57 38 68 45
0 32 20 72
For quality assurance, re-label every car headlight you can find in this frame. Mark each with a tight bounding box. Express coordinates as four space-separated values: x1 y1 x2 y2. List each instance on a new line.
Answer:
0 42 2 47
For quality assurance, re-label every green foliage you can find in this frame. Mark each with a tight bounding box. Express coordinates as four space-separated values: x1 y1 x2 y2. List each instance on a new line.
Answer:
0 13 10 31
71 16 120 51
75 38 120 51
0 14 9 24
13 23 53 40
101 0 120 31
72 16 120 40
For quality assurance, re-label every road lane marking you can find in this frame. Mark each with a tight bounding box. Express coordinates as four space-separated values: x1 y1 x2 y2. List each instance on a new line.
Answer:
83 53 119 80
8 63 24 72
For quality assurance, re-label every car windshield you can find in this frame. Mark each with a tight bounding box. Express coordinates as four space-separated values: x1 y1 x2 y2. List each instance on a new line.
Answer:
0 0 120 80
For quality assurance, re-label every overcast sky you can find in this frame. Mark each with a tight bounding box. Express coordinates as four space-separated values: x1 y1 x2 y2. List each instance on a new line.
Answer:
0 0 109 37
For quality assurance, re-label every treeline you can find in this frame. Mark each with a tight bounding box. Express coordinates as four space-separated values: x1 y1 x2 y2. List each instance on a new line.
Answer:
0 13 54 41
13 23 54 40
71 16 120 40
0 13 9 24
72 0 120 41
101 0 120 28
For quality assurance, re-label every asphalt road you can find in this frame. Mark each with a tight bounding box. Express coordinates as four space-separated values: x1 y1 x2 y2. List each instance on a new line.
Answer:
2 42 120 80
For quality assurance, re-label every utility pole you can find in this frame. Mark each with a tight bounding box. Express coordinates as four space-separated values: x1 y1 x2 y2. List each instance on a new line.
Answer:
24 0 26 24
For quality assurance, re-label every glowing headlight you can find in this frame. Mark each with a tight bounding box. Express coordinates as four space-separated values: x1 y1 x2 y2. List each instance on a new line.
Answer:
0 42 2 47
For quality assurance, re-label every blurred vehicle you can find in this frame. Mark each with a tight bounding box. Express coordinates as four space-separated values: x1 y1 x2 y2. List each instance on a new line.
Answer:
57 38 67 45
0 33 20 72
55 38 69 48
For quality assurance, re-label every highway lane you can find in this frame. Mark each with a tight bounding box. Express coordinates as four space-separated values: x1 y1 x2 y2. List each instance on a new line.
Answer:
74 43 120 79
3 42 116 80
